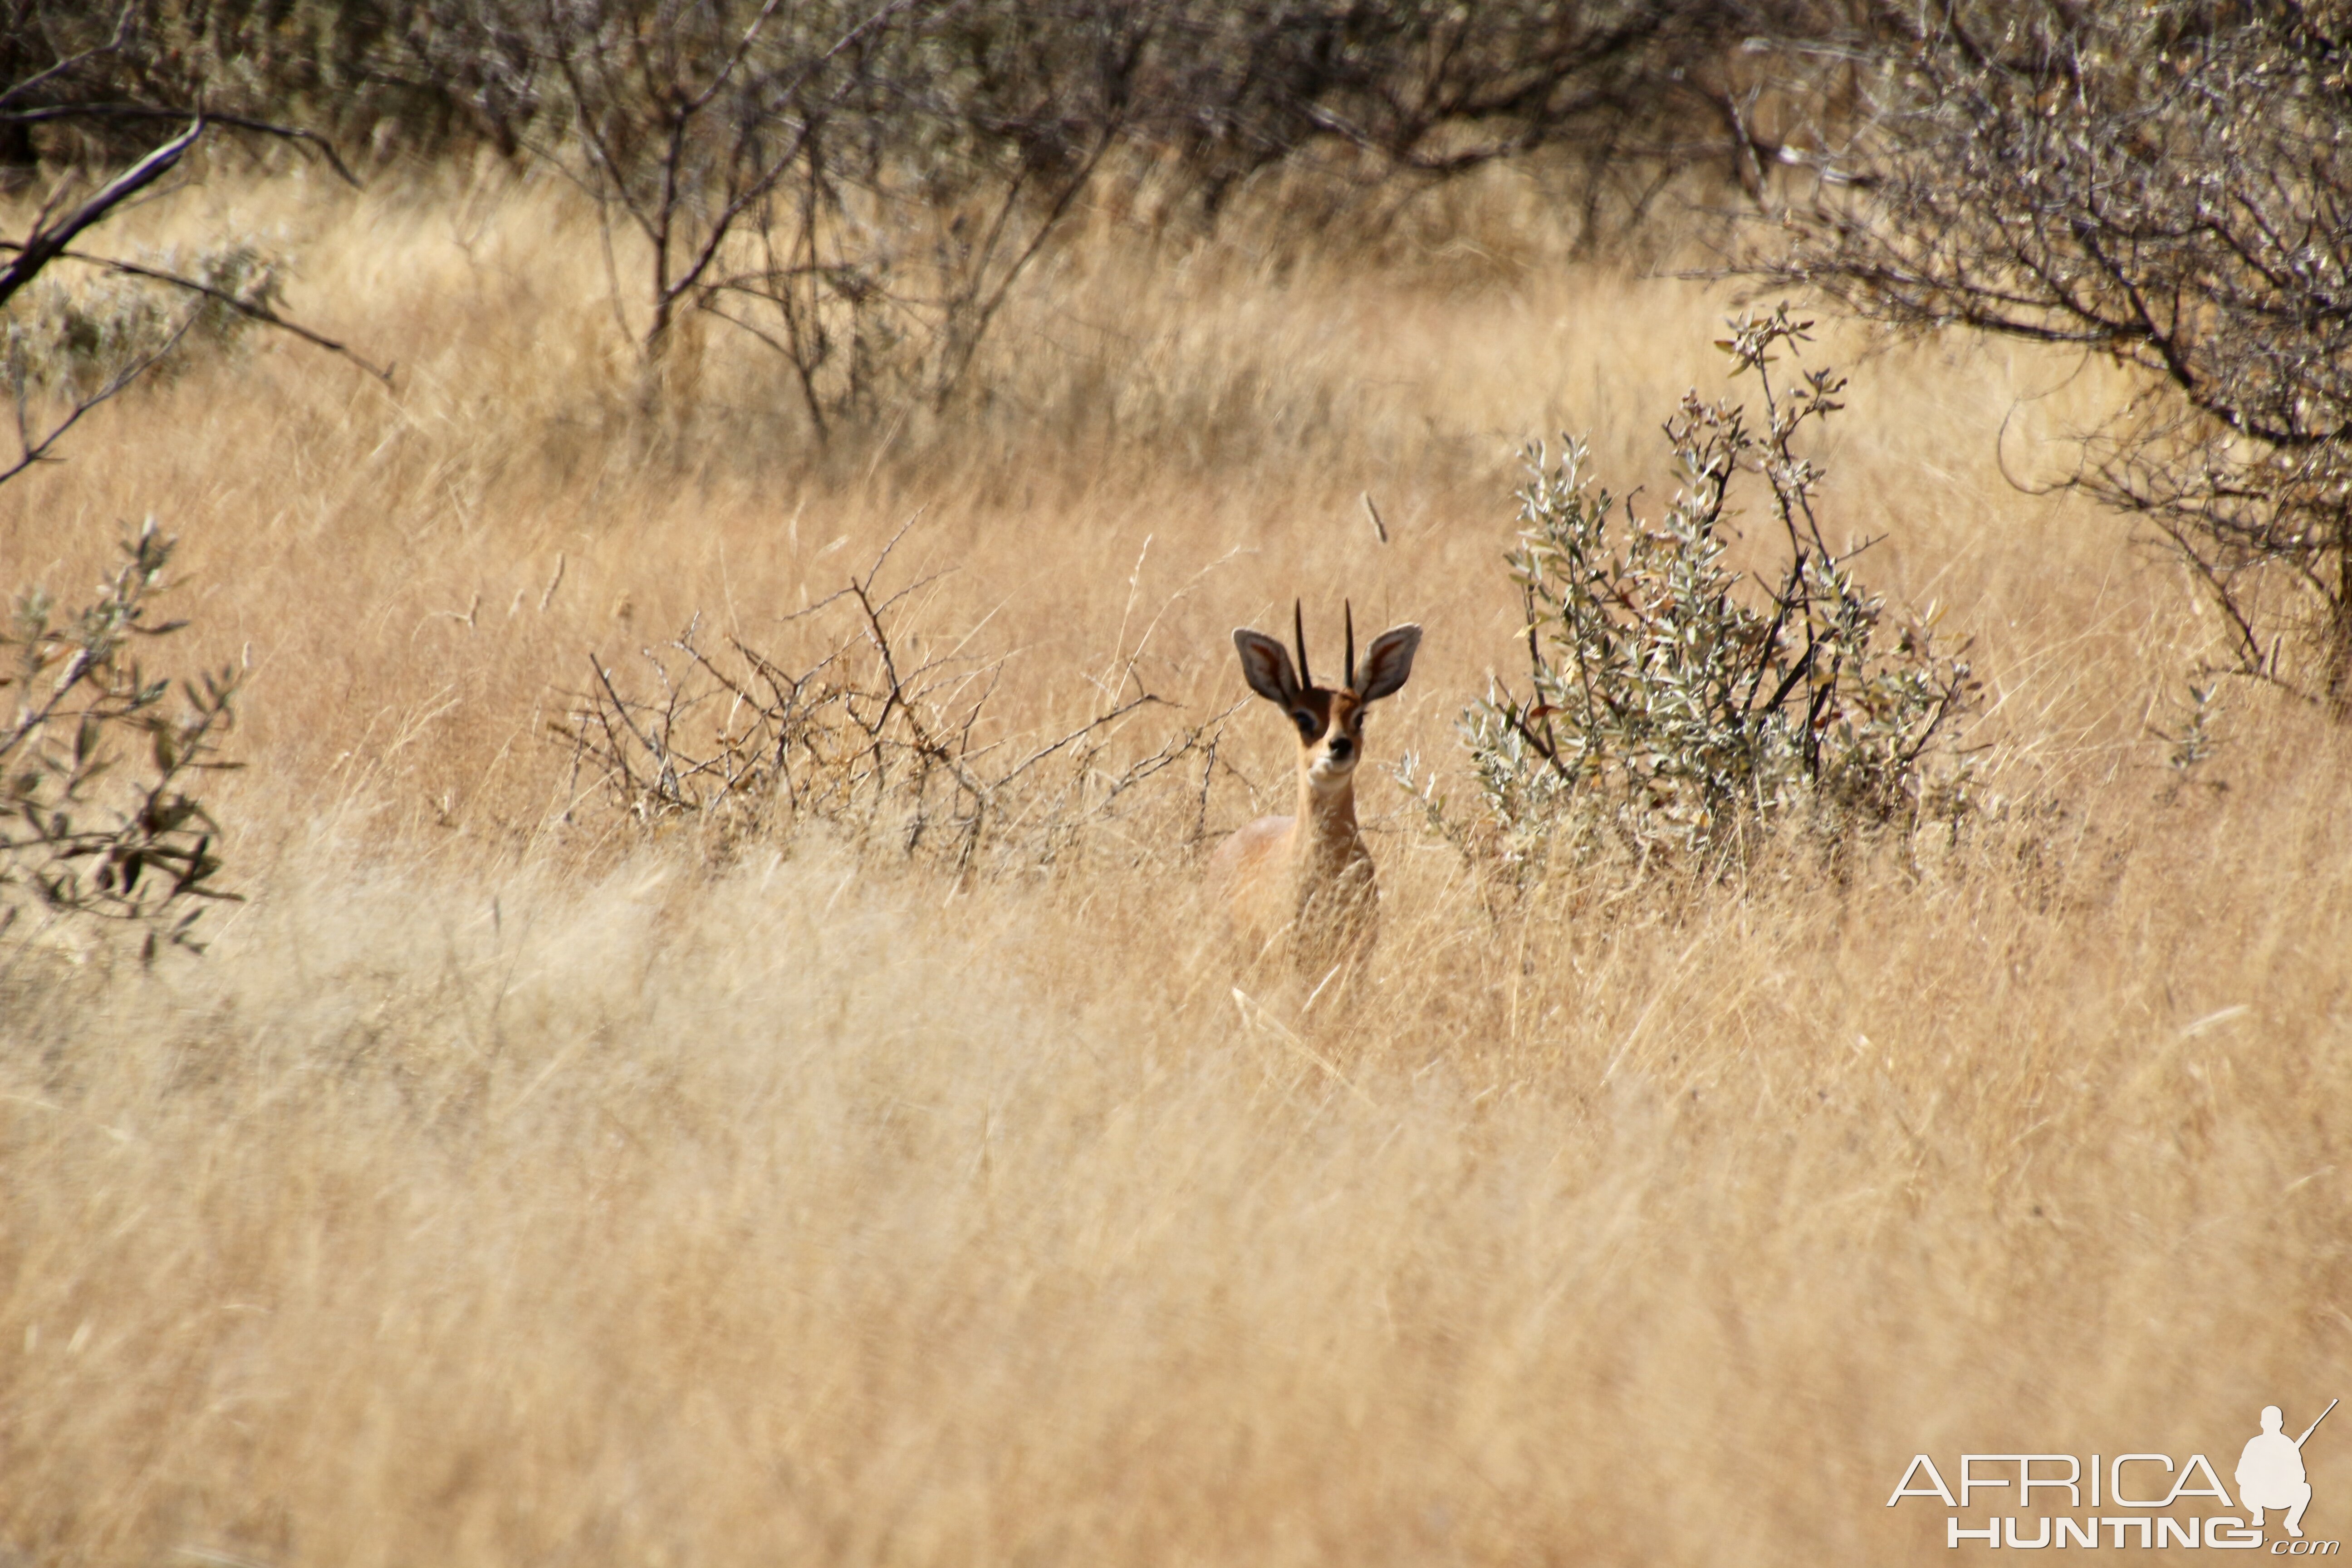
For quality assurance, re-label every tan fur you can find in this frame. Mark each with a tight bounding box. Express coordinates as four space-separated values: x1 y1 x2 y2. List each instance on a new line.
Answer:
1210 611 1421 980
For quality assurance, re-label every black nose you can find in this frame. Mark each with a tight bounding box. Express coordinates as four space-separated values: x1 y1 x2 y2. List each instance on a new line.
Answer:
1327 735 1353 761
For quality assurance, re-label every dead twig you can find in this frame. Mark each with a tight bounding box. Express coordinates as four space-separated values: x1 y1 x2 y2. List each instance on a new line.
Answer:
556 526 1237 872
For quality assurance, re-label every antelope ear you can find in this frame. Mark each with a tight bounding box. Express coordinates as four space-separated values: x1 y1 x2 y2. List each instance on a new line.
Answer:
1232 628 1301 705
1353 624 1422 702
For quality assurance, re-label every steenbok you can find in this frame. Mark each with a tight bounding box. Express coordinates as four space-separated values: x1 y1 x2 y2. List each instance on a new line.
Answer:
1209 601 1422 981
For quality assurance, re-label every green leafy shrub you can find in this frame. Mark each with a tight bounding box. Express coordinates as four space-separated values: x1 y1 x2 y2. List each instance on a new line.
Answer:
1442 308 1977 880
1 520 242 958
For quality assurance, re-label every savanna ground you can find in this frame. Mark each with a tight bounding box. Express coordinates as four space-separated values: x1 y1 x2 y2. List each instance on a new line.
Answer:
4 158 2348 1565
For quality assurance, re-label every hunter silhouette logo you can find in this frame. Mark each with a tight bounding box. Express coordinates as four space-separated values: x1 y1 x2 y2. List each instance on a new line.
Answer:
2243 1400 2335 1540
1887 1396 2340 1552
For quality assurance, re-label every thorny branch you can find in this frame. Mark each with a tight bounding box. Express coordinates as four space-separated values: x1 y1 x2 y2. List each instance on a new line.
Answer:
557 529 1237 873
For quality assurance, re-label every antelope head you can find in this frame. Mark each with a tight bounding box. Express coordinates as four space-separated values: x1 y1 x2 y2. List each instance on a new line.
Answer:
1231 601 1422 799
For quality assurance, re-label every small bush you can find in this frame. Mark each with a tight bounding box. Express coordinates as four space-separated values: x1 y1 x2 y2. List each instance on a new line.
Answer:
1 520 242 958
1440 308 1977 881
555 526 1234 876
2 242 282 405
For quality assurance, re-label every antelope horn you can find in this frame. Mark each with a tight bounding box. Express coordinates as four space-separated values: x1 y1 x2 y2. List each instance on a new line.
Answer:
1293 599 1311 690
1345 600 1356 690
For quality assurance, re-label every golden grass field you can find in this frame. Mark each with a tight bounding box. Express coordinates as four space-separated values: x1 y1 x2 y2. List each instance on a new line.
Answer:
4 161 2349 1565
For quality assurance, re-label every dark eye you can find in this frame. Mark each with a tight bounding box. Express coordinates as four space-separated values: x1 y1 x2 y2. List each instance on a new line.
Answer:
1292 712 1318 737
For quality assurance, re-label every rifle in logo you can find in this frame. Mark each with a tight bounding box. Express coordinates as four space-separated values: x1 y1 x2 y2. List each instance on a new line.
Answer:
2242 1398 2336 1539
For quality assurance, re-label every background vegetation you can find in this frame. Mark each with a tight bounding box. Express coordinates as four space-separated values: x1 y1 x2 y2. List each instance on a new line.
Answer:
3 4 2349 1564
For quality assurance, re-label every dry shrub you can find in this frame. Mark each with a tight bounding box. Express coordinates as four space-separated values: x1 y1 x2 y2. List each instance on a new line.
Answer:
557 523 1238 874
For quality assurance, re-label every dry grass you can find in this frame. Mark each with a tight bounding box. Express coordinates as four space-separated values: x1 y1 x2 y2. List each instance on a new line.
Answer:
4 164 2348 1566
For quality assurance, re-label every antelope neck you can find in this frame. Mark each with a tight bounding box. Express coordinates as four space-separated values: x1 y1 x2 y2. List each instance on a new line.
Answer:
1294 769 1362 857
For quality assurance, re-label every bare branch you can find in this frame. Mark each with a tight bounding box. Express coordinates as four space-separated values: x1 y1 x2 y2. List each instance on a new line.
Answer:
0 117 200 312
0 104 362 186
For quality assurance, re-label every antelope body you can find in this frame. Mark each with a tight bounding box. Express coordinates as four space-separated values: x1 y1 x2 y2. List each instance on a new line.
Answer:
1208 603 1422 977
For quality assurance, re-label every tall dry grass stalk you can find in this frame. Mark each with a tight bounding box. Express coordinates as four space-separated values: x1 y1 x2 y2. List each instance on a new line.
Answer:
3 166 2344 1565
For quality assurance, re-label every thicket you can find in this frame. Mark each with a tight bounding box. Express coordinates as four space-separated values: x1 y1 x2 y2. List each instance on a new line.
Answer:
0 1 1845 195
0 1 1867 433
1744 0 2352 707
11 3 2348 605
